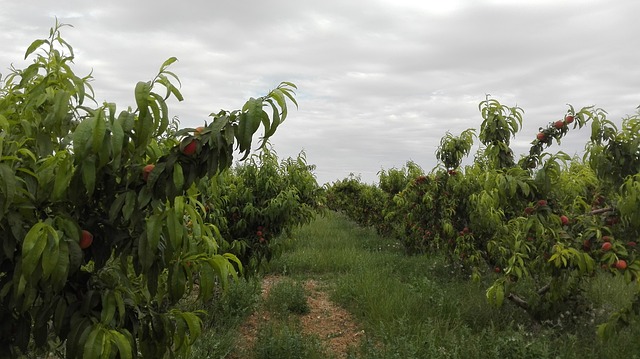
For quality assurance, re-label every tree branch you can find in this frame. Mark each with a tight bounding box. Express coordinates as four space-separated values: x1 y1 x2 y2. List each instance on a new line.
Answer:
537 283 551 296
589 207 614 215
507 293 529 310
507 283 550 312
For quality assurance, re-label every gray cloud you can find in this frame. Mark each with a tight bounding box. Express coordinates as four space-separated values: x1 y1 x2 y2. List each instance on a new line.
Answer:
1 0 638 185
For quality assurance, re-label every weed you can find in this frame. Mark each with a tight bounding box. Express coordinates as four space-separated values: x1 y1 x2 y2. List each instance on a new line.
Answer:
264 279 310 316
186 277 261 358
254 321 332 359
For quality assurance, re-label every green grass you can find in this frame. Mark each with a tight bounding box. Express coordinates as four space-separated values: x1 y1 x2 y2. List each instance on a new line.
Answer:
188 212 640 358
263 278 310 316
267 212 640 359
185 277 261 358
253 320 332 359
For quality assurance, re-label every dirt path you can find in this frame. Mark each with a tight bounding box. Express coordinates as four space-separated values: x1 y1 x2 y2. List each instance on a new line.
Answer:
230 275 363 358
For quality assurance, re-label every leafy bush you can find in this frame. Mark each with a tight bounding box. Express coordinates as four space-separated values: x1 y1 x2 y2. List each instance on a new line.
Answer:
0 22 297 357
199 147 323 272
328 97 640 335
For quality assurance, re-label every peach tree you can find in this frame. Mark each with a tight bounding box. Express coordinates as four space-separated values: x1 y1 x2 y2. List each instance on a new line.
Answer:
328 98 639 333
325 175 387 230
0 23 297 358
198 147 323 272
480 106 640 324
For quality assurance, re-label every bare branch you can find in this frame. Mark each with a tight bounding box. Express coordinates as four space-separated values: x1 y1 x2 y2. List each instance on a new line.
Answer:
507 293 529 310
589 207 614 215
537 283 551 296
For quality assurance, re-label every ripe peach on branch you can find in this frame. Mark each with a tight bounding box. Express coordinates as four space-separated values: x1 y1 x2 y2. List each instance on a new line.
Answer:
80 230 93 249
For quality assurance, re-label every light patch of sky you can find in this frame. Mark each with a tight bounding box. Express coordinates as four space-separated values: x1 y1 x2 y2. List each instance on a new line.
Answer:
483 0 596 6
381 0 466 16
313 15 335 31
346 71 384 79
48 11 84 19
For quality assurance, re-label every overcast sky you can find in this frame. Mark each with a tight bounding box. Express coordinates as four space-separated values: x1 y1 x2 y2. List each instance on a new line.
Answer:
1 0 639 184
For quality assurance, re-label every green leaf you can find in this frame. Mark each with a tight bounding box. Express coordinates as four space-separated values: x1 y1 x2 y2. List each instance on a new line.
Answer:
66 317 91 359
235 112 249 156
169 263 186 302
174 195 185 215
110 330 133 359
50 238 69 291
137 232 151 271
514 266 522 278
486 281 506 307
269 89 287 116
151 92 170 134
67 238 83 273
168 82 184 101
72 75 87 105
111 120 124 167
198 262 215 302
18 63 40 88
147 94 162 129
81 156 96 196
122 191 136 221
134 81 151 111
264 99 281 139
146 162 165 188
173 163 184 192
137 186 153 210
279 83 298 109
109 193 127 222
53 154 73 200
208 255 231 289
223 253 243 276
244 98 264 135
146 213 163 256
181 311 202 345
101 291 117 325
159 57 178 72
166 207 182 250
597 323 608 339
53 297 68 336
185 204 201 238
0 114 9 131
237 98 265 158
495 284 505 307
52 90 71 126
22 223 49 278
114 290 125 324
118 111 135 133
24 39 48 59
17 147 37 162
486 285 495 305
40 228 60 278
162 69 181 85
576 252 586 272
73 117 96 160
173 315 187 349
134 81 153 146
584 253 595 272
0 163 16 214
83 325 104 359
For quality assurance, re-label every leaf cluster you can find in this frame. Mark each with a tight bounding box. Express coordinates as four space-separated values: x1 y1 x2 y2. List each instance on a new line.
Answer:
329 97 640 335
0 23 299 358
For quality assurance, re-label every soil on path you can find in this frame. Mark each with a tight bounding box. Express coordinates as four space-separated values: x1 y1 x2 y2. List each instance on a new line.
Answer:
230 275 364 358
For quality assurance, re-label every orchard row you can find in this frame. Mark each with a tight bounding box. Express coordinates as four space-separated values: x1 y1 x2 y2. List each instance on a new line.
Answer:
326 99 640 337
0 23 322 358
